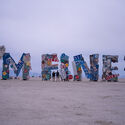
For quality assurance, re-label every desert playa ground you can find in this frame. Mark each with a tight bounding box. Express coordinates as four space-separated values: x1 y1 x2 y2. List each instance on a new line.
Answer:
0 78 125 125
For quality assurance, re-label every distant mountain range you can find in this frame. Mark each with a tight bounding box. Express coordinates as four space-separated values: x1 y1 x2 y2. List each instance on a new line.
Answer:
0 67 41 77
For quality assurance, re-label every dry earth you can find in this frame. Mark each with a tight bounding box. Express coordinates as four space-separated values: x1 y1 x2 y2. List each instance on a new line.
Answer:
0 78 125 125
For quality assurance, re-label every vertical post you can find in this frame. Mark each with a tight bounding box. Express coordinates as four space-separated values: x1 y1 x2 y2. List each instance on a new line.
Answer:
2 53 10 80
90 54 99 81
0 45 5 59
102 55 119 82
0 45 6 79
22 53 31 80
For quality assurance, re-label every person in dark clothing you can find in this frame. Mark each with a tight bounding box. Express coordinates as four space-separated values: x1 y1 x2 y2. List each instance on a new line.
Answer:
56 70 60 82
52 71 55 82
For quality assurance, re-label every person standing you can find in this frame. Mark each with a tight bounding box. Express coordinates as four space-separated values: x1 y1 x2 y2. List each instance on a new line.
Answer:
52 71 55 82
56 70 60 82
60 69 66 81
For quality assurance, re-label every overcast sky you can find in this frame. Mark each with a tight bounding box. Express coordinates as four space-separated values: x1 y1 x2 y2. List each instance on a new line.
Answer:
0 0 125 77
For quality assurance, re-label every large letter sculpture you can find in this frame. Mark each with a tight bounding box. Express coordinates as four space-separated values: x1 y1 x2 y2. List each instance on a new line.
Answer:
102 55 119 82
73 54 99 81
41 54 58 81
60 53 72 81
2 53 31 80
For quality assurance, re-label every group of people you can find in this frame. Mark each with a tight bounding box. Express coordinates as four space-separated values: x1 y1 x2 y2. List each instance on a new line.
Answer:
52 70 60 82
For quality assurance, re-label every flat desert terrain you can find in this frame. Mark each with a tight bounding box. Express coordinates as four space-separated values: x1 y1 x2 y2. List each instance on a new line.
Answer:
0 78 125 125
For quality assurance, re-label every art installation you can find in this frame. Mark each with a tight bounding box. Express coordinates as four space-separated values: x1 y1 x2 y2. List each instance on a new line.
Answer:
73 54 91 81
90 54 99 81
2 53 31 80
73 54 99 81
72 61 79 80
60 53 73 81
22 53 31 80
41 54 58 81
1 45 124 82
73 54 90 81
0 45 5 59
102 55 119 82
